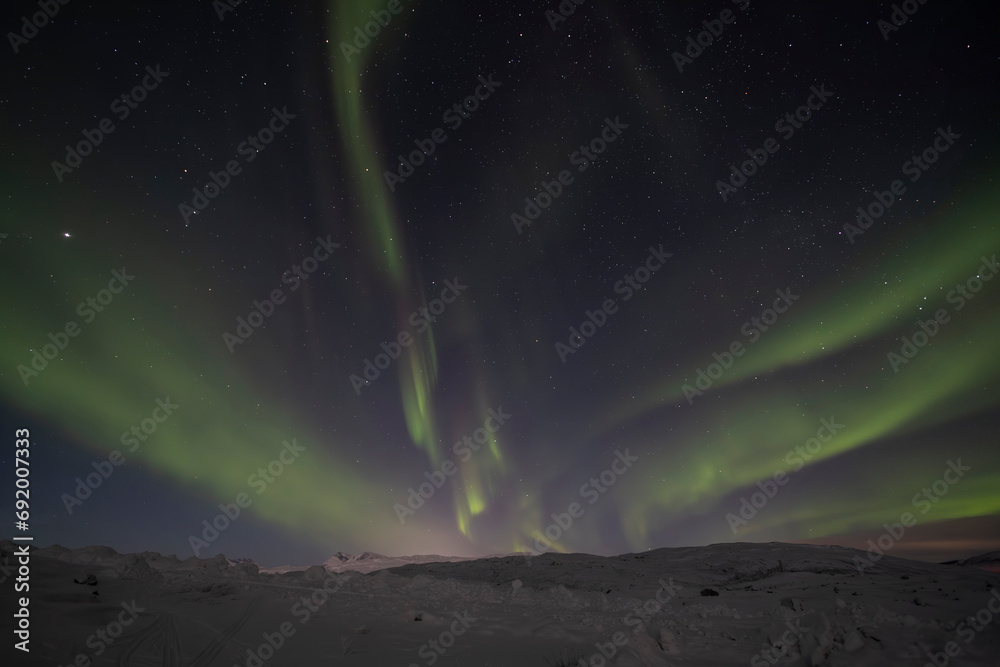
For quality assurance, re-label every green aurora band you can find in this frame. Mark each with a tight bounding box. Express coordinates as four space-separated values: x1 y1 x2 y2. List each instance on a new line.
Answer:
327 0 509 542
0 6 995 559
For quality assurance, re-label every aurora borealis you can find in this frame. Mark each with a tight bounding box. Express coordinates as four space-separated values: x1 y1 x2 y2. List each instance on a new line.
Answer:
1 0 998 567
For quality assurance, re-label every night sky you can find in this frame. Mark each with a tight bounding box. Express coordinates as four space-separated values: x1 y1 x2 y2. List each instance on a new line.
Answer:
2 0 999 568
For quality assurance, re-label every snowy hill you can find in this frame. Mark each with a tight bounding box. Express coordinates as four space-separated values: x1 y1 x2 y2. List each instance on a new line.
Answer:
2 540 998 665
941 550 1000 573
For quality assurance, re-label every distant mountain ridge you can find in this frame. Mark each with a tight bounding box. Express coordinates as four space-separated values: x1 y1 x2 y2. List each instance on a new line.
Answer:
319 551 479 573
255 550 528 574
940 550 1000 573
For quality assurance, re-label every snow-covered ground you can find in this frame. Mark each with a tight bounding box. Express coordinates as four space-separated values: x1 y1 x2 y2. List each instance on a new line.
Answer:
3 540 998 666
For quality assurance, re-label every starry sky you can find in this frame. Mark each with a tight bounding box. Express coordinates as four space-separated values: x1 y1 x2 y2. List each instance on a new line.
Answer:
1 0 999 567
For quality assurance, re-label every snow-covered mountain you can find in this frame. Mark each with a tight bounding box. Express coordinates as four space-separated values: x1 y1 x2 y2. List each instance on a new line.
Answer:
257 550 486 574
319 550 481 573
941 550 1000 573
326 550 352 563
